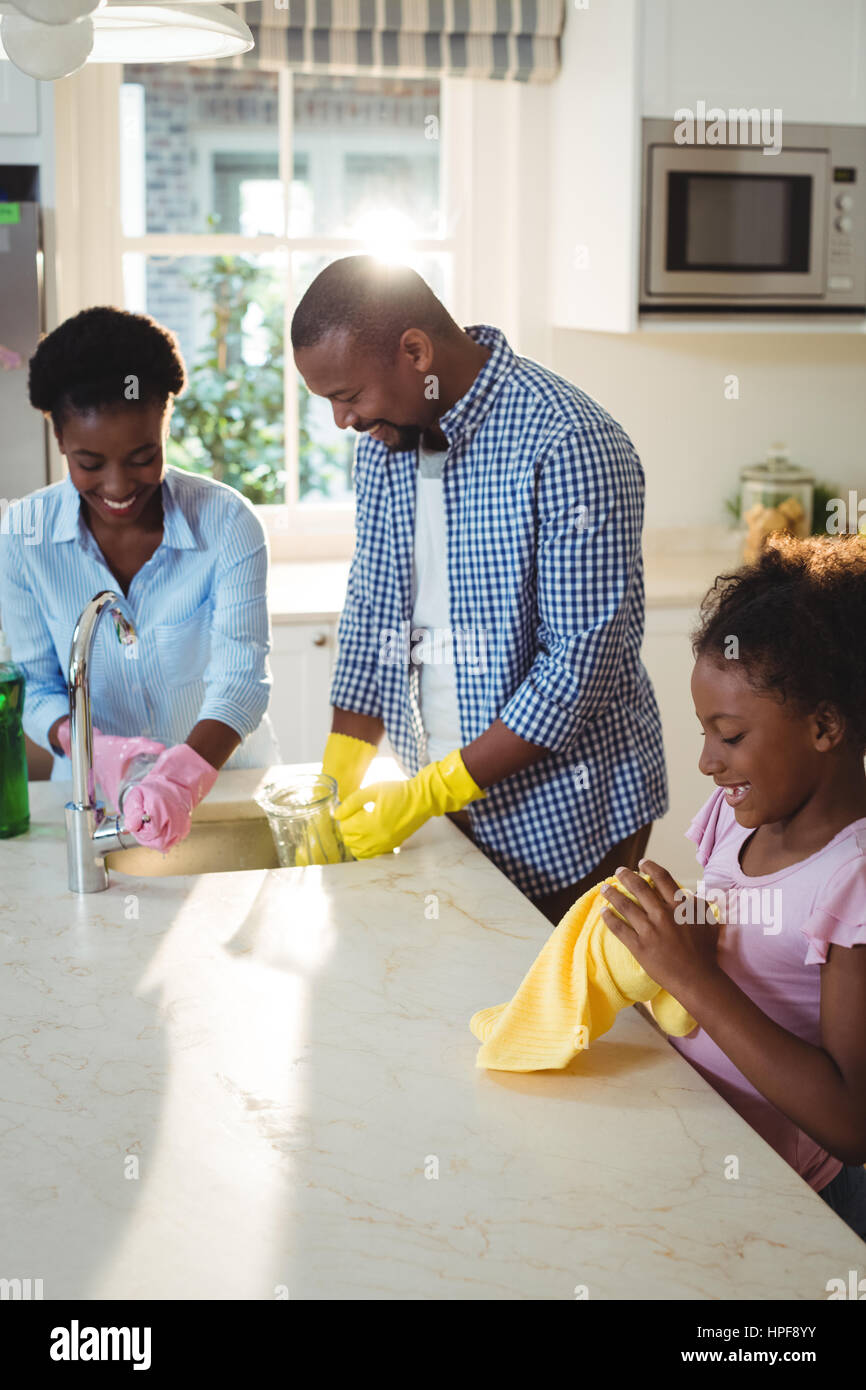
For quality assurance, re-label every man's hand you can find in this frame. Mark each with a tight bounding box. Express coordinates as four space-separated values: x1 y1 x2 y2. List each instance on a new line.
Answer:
599 858 721 998
335 748 485 858
321 730 377 803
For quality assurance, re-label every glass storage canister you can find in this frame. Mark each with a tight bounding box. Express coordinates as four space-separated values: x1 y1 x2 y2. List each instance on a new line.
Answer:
739 445 814 564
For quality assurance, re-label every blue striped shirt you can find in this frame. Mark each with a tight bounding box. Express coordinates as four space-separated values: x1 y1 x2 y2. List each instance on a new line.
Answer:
331 324 669 898
0 465 280 780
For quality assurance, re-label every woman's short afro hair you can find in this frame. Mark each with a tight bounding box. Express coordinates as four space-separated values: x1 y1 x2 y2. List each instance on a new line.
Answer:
691 531 866 749
29 306 186 426
291 254 461 363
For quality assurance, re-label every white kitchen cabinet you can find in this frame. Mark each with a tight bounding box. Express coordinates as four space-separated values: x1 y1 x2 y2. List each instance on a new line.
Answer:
642 0 866 126
640 606 708 885
548 0 642 333
267 621 337 763
267 612 399 770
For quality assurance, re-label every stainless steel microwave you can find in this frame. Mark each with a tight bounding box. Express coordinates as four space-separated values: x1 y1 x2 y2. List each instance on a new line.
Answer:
640 119 866 313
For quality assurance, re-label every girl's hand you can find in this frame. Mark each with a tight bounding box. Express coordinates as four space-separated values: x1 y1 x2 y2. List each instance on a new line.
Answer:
600 858 721 1000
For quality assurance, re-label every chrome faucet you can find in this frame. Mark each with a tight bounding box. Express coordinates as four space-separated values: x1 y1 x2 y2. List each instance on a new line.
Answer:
64 591 141 893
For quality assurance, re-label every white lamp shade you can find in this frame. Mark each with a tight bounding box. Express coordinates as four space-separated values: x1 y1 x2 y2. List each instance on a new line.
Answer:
0 1 253 71
7 0 101 25
1 11 92 77
89 3 252 62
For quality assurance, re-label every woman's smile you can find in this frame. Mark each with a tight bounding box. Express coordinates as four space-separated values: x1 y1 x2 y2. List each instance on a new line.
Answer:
91 488 146 518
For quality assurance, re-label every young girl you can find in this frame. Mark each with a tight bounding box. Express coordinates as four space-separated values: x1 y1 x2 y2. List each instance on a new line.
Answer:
0 306 280 850
600 532 866 1242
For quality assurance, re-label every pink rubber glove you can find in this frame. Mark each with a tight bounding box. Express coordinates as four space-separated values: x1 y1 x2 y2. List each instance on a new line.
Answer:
56 718 166 810
122 744 219 853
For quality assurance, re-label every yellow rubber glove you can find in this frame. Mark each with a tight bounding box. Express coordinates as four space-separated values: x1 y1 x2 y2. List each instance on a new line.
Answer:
293 732 377 865
335 748 485 858
321 731 378 803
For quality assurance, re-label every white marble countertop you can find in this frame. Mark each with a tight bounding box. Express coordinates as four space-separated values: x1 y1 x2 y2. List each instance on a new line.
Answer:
268 529 745 622
1 764 863 1300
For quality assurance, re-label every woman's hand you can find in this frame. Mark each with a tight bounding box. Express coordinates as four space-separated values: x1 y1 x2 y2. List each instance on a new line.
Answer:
54 718 166 809
600 858 721 1001
122 743 218 853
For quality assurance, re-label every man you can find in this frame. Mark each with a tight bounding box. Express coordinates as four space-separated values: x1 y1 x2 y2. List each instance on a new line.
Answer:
291 256 668 924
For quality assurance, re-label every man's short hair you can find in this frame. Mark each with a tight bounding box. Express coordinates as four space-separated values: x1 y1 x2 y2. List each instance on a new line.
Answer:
291 255 460 362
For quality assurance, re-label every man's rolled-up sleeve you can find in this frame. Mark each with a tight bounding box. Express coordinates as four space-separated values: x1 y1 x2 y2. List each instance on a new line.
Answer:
329 446 383 719
197 503 273 738
499 421 644 755
0 532 69 750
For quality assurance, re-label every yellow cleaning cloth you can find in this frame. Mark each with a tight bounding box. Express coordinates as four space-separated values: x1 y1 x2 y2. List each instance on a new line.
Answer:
470 873 701 1072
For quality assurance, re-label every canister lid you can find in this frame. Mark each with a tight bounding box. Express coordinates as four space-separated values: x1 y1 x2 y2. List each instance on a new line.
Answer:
740 443 814 486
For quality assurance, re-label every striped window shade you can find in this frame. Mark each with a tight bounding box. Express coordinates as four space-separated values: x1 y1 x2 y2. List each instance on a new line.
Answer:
220 0 567 82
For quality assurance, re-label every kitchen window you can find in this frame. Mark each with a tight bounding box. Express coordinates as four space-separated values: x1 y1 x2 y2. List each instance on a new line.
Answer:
57 64 467 557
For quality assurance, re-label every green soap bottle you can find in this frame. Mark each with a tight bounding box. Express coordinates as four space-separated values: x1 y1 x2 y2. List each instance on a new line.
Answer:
0 627 30 838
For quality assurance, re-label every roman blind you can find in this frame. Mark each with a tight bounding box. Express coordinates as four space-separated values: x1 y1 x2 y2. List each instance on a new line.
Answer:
223 0 566 82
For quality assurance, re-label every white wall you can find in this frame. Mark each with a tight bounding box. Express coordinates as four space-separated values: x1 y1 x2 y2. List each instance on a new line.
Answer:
550 328 866 530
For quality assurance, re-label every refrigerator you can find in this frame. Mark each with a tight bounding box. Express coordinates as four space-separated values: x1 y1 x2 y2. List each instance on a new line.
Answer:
0 200 48 500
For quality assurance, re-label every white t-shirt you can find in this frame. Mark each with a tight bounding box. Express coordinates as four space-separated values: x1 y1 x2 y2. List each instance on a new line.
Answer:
411 440 462 764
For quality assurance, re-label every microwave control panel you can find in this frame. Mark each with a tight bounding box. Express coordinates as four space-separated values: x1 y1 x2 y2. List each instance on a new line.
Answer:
827 167 859 294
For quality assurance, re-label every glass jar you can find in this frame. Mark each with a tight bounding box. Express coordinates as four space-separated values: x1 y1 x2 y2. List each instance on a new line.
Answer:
739 445 814 563
254 772 352 867
117 751 161 816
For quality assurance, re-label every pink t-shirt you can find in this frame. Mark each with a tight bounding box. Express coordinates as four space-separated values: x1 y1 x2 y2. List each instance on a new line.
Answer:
668 785 866 1191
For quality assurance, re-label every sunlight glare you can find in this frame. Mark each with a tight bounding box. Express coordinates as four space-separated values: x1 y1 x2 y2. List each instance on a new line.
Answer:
352 208 418 264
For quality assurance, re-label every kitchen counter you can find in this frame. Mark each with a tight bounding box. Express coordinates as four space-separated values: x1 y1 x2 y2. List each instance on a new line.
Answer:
268 529 745 622
1 766 863 1300
268 561 352 625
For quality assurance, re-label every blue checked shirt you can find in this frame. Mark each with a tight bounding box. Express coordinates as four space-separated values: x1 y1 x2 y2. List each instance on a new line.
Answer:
331 324 669 898
0 465 280 780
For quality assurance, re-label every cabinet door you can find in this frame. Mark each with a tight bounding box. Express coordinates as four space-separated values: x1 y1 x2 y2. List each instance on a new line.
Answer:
641 608 708 885
643 0 866 126
548 0 642 332
267 622 337 763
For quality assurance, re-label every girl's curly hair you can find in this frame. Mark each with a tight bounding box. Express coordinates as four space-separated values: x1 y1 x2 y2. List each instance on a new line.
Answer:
691 531 866 750
29 306 186 427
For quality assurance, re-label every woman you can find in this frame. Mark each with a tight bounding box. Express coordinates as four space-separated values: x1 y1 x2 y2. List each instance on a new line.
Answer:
0 306 280 851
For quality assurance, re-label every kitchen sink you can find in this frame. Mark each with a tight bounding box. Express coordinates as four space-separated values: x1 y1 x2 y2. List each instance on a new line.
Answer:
100 759 388 879
105 815 279 877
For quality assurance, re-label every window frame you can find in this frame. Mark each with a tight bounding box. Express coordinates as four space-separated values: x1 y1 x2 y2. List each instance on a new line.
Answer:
53 64 474 561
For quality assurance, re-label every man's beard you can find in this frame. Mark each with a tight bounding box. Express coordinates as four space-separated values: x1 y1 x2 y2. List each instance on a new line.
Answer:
355 420 422 452
380 422 421 453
